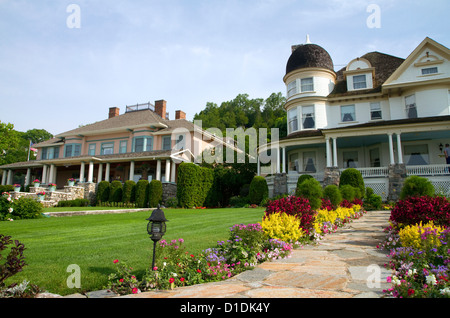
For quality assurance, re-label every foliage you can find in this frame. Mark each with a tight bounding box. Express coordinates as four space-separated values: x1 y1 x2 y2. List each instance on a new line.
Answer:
109 180 123 203
148 180 163 208
339 184 356 202
339 168 365 198
363 187 382 211
323 185 342 208
295 178 323 210
96 181 110 204
296 174 313 189
135 180 149 208
398 222 445 250
390 196 450 227
177 163 214 208
122 180 136 203
57 199 89 207
248 176 268 205
261 212 304 243
164 197 178 208
400 175 435 200
1 194 43 221
229 195 249 208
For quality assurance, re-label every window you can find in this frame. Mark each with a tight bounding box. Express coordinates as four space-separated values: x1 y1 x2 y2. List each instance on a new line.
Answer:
289 153 298 171
369 148 380 167
341 105 356 122
370 102 382 120
65 144 81 158
41 148 47 160
303 151 316 172
162 136 172 150
301 78 314 92
302 106 315 129
288 108 298 133
287 81 297 98
405 94 417 118
405 144 429 165
421 67 438 75
174 135 185 150
353 75 367 89
101 143 114 155
133 137 153 152
119 140 127 154
88 144 96 156
343 151 359 168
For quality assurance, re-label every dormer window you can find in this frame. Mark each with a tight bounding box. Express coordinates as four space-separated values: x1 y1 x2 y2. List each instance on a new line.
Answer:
353 75 367 89
421 67 438 75
301 77 314 92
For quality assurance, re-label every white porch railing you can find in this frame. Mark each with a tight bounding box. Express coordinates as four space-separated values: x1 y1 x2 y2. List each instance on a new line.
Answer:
406 164 450 176
339 167 389 178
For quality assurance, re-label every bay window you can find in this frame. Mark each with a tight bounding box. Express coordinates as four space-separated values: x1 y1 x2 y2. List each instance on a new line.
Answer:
288 108 298 133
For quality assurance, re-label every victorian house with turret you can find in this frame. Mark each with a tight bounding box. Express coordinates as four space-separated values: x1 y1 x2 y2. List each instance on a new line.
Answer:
260 37 450 201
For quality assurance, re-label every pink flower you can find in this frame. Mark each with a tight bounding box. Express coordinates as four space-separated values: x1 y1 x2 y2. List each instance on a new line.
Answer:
132 288 138 294
169 278 175 284
113 259 119 264
119 279 124 282
153 266 158 271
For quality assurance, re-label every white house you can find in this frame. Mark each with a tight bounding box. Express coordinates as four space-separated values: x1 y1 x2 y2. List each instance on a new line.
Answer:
260 37 450 201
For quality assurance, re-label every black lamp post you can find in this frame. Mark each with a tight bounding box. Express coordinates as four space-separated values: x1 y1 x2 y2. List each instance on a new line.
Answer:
146 205 168 271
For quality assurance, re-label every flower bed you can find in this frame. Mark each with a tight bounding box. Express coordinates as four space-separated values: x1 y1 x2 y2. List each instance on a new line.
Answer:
106 195 366 295
379 196 450 298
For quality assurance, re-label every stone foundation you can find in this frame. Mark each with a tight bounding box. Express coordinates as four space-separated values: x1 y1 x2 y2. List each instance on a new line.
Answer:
272 173 288 197
10 185 86 207
388 164 407 202
323 167 340 187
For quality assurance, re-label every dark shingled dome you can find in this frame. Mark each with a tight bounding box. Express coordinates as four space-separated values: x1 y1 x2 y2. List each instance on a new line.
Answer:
286 44 334 75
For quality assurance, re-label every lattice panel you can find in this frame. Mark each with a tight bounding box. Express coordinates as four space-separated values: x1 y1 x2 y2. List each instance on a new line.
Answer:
431 181 450 196
364 179 389 202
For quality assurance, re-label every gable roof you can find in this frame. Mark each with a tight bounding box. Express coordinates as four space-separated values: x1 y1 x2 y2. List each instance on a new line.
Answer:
328 51 404 98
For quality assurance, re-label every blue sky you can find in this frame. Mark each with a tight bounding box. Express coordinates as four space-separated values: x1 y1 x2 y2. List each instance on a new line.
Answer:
0 0 449 135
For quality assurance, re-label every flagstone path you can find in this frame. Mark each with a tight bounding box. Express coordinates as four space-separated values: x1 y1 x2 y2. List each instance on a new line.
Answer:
117 210 393 299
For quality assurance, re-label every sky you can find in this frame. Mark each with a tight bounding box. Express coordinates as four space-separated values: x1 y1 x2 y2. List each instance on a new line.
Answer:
0 0 449 136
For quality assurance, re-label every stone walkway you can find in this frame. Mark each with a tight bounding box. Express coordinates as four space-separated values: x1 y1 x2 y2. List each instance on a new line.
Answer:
117 210 393 299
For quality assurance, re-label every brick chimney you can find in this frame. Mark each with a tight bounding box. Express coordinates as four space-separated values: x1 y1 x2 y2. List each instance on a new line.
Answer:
175 110 186 120
155 100 167 119
109 107 120 119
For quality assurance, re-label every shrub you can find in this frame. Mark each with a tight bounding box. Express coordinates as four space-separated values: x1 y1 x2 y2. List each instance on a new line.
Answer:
400 175 435 200
390 196 450 227
265 196 316 235
340 184 355 202
229 196 249 208
398 221 445 250
148 180 163 208
295 178 323 210
165 197 178 208
11 197 43 220
261 212 304 243
340 168 364 198
122 180 136 203
248 176 268 205
323 184 342 208
363 187 382 211
296 174 313 189
96 181 110 204
109 180 123 203
1 235 25 288
135 180 149 208
177 163 214 208
57 199 89 207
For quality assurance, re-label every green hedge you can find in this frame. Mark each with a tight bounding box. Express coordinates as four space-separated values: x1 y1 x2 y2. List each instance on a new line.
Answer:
122 180 136 203
57 199 90 207
248 176 268 205
148 180 163 208
339 168 365 198
177 163 214 208
323 184 342 208
400 175 435 200
96 181 110 204
109 180 123 203
135 180 149 208
295 178 323 210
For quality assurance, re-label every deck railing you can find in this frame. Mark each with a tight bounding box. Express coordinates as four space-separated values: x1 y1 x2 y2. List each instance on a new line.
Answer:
406 164 450 176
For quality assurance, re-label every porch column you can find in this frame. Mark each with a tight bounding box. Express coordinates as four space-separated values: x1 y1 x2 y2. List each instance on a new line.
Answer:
42 165 48 184
276 147 280 174
6 170 13 185
97 163 103 182
80 162 85 183
282 147 286 173
257 156 260 176
48 164 55 184
52 166 58 185
105 163 110 182
332 138 338 167
396 133 404 164
88 161 94 183
2 170 7 185
388 133 395 165
326 137 332 168
156 160 161 181
171 160 176 183
129 161 135 181
165 159 171 183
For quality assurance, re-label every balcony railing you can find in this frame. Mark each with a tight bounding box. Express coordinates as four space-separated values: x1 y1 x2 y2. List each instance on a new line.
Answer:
406 164 450 176
339 167 389 178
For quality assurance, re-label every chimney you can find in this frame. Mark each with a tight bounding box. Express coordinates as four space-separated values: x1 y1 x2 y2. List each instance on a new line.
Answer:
175 110 186 120
155 100 167 119
109 107 120 119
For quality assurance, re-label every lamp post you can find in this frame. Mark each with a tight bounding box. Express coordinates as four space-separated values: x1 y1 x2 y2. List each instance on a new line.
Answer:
146 205 168 271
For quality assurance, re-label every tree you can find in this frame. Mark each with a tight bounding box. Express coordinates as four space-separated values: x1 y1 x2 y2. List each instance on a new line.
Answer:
0 121 27 166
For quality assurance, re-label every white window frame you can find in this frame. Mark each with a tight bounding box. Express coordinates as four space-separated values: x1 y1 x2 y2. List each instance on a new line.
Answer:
301 105 315 129
370 102 382 120
343 151 359 168
288 108 298 133
341 105 356 122
301 77 314 92
421 67 438 75
353 75 367 90
405 94 418 118
287 80 297 98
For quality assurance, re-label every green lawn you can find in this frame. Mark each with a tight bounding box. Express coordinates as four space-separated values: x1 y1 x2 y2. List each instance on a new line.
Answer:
1 207 265 296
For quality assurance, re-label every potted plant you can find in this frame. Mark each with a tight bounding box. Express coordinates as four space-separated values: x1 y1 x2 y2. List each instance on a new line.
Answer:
68 178 76 187
14 184 21 192
33 179 41 187
48 183 57 192
37 191 46 201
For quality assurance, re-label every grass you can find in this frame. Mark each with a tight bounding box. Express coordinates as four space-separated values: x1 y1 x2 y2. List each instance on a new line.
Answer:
1 207 265 296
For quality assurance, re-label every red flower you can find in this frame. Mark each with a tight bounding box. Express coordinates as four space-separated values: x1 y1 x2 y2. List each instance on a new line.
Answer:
113 259 119 264
408 289 415 296
132 288 138 294
180 277 185 282
169 278 175 284
197 269 201 273
190 254 195 257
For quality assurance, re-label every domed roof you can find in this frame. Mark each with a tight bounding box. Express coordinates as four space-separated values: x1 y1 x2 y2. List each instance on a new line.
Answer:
286 44 334 75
